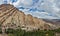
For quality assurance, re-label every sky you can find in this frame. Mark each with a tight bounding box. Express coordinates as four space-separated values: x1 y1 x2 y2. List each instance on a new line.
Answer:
0 0 60 19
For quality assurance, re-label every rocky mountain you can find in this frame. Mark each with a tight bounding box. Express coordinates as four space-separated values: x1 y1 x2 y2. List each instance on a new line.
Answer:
43 19 60 26
0 4 59 31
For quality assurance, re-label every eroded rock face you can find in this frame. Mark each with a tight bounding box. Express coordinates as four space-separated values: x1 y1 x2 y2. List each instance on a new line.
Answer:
0 4 58 31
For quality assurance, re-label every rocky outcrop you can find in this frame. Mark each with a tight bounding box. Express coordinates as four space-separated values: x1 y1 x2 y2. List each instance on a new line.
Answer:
0 4 59 31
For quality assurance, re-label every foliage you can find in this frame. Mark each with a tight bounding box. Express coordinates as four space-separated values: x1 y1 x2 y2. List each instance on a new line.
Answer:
0 27 60 36
6 28 24 36
0 28 2 33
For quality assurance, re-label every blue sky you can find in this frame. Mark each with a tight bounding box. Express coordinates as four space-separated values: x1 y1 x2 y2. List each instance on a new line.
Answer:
0 0 60 19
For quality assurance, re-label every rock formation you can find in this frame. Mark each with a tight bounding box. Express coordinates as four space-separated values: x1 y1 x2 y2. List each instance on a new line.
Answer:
0 4 59 31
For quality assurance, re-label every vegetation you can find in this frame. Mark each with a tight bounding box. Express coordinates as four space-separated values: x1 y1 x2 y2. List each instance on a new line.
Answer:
0 28 2 33
0 28 60 36
7 28 24 36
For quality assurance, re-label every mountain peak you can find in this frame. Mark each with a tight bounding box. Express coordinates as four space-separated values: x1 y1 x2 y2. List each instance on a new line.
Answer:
0 4 13 7
0 4 20 12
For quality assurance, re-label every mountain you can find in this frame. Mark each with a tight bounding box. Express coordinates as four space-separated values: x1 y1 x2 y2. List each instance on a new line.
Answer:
0 4 59 31
43 19 60 25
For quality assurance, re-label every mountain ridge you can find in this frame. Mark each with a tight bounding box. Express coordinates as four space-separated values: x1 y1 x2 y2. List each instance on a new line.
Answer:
0 4 59 31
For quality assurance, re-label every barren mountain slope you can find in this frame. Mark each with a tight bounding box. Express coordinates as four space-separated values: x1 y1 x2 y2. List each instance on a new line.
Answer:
0 4 59 31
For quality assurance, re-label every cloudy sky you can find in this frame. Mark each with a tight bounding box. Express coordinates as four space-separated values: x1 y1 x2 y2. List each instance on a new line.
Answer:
0 0 60 19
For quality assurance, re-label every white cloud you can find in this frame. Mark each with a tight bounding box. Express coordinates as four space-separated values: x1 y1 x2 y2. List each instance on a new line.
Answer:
0 0 3 5
1 0 60 19
19 9 60 19
12 0 33 8
31 11 60 19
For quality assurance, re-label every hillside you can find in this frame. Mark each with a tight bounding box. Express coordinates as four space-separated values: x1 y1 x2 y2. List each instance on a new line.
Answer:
0 4 59 31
